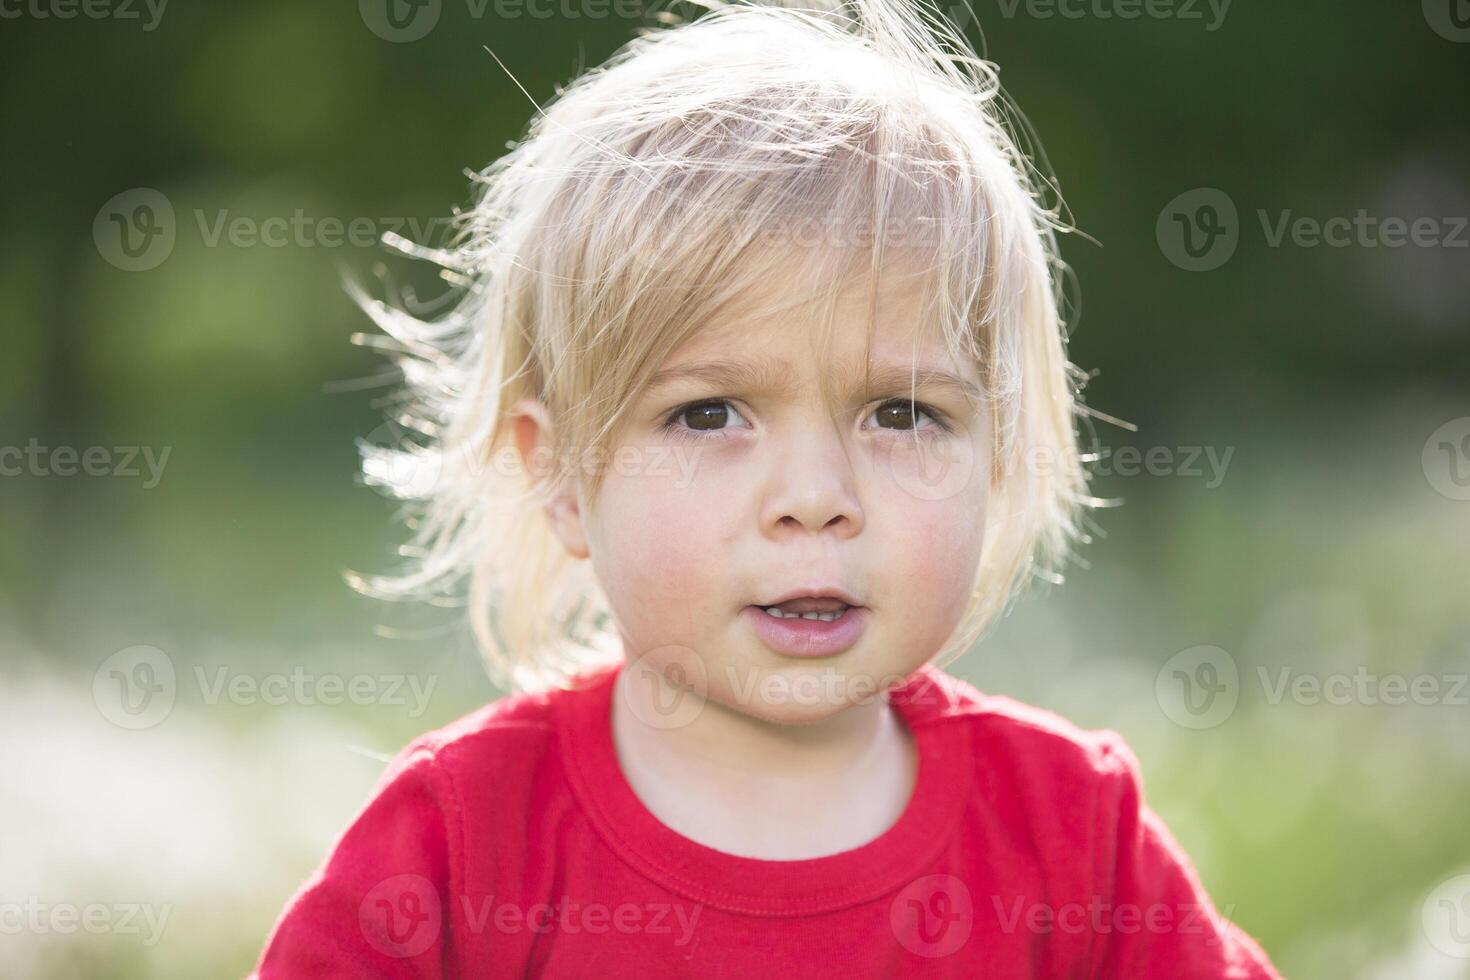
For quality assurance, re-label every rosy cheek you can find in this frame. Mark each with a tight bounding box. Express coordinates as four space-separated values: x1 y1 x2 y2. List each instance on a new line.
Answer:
594 478 728 626
879 495 985 628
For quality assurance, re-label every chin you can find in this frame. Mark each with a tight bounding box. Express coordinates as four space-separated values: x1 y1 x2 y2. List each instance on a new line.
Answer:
724 695 852 728
708 659 891 726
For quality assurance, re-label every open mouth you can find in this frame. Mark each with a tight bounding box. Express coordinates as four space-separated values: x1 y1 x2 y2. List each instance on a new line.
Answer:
741 598 868 657
754 603 853 623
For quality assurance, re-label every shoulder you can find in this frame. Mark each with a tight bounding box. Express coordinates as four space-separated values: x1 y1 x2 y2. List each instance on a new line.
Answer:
902 663 1144 828
310 674 593 898
905 663 1138 775
904 665 1153 906
247 684 580 974
382 673 579 792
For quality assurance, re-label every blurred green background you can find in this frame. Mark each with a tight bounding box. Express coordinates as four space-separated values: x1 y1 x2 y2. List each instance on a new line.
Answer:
2 1 1468 977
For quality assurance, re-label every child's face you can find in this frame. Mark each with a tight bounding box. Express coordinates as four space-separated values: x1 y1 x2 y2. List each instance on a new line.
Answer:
550 264 990 724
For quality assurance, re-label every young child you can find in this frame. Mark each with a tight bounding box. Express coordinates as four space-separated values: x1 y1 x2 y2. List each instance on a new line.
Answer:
252 0 1282 975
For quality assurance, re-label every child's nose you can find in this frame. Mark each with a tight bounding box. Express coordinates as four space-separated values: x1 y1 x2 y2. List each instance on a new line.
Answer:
756 426 865 538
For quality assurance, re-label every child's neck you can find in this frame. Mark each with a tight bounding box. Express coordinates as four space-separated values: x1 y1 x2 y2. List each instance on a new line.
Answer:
609 663 918 860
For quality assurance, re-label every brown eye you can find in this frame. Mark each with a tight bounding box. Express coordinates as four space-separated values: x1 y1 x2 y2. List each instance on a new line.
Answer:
874 400 920 430
868 399 948 434
683 401 731 430
668 399 750 437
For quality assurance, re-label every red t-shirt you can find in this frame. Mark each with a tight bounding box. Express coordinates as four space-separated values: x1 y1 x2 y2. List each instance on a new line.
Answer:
251 660 1282 978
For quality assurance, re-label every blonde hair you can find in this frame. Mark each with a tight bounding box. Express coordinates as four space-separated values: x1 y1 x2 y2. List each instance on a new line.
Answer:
348 0 1113 694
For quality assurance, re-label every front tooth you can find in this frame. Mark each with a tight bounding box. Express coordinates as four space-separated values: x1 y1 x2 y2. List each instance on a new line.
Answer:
761 606 844 621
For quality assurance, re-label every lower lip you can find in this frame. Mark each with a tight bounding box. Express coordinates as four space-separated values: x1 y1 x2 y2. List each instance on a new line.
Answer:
741 605 869 658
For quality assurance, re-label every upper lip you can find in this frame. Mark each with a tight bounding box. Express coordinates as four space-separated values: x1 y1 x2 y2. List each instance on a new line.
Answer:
753 587 863 609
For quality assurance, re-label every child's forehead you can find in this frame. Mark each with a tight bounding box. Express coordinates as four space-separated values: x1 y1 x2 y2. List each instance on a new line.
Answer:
651 259 979 399
690 248 941 348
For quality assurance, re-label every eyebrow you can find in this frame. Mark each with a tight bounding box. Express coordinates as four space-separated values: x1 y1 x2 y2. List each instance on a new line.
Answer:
644 354 983 402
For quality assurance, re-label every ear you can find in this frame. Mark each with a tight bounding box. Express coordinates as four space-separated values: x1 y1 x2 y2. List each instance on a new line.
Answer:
511 398 590 560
